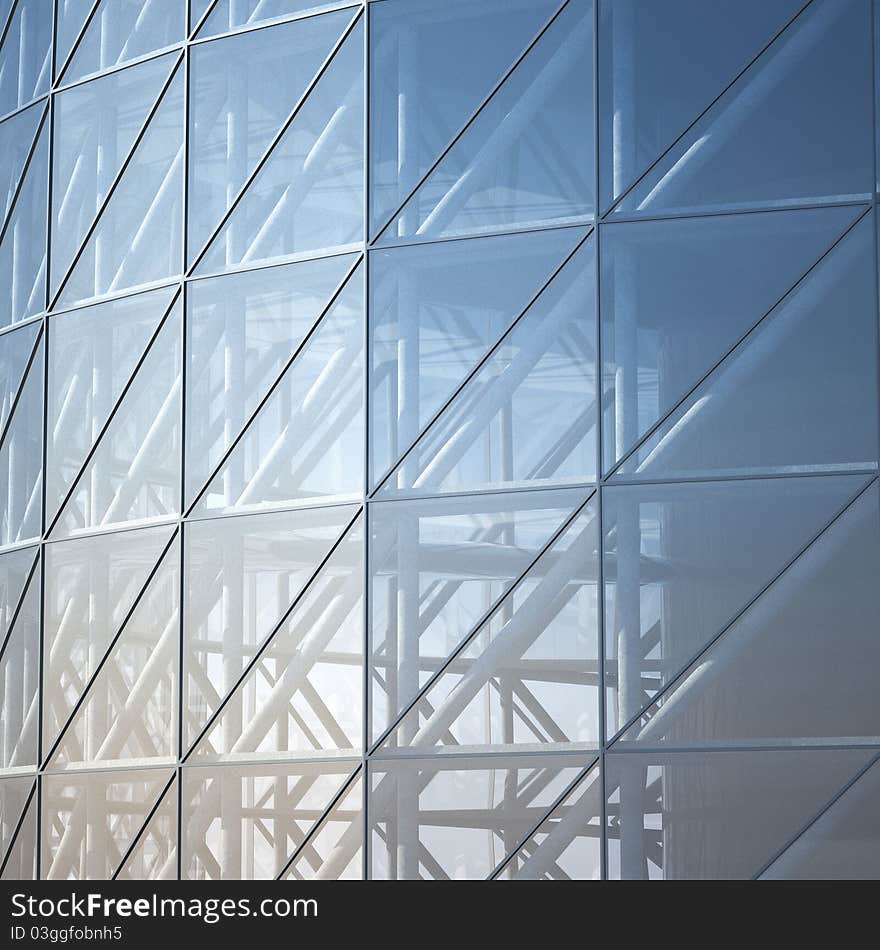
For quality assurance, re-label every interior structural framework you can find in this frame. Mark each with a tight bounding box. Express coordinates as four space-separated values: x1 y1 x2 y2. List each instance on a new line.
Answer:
0 0 879 881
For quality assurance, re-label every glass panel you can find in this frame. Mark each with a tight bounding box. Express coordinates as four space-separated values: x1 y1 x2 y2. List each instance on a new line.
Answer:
496 762 601 880
280 771 362 880
0 544 36 643
58 63 184 308
0 100 43 217
51 52 176 299
48 539 179 770
41 769 174 879
182 760 359 879
605 749 875 879
598 0 804 209
186 253 354 505
64 0 186 85
0 0 51 116
196 16 363 273
0 320 38 435
617 482 880 746
377 233 596 495
190 514 363 761
369 488 587 741
0 775 34 869
0 119 47 328
0 333 42 547
613 0 873 216
379 495 599 753
55 0 95 78
42 524 175 756
199 1 351 38
381 0 594 243
182 504 358 751
370 227 584 487
189 0 213 32
46 285 177 527
0 563 39 770
369 753 586 880
114 779 177 880
188 7 354 267
369 0 559 236
604 475 872 737
761 759 880 880
191 262 363 515
613 213 878 480
601 205 863 473
0 779 35 878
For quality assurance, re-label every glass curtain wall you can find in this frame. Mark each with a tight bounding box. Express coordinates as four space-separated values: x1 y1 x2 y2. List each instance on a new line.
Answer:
0 0 878 880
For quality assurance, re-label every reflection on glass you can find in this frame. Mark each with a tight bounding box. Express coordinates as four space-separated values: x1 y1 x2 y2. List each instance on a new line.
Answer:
0 0 51 117
199 0 350 39
0 778 36 878
0 775 34 871
0 563 39 770
606 749 875 879
0 321 38 435
114 781 177 880
0 101 43 217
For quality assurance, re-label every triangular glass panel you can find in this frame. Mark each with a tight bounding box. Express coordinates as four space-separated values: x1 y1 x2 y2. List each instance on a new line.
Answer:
761 759 880 880
196 17 364 274
601 205 863 473
49 539 179 770
42 523 175 756
0 780 36 879
381 0 594 243
0 320 39 435
370 226 587 487
54 0 95 79
281 771 363 880
0 334 42 546
64 0 186 85
41 768 174 879
604 474 874 737
191 514 363 761
613 0 873 216
0 776 34 876
612 213 877 480
200 1 348 39
0 119 47 328
617 481 880 747
191 265 363 515
182 761 356 879
0 563 39 769
0 544 37 642
46 285 178 527
189 0 214 33
51 51 177 298
115 779 177 880
496 761 601 880
183 504 359 751
0 100 43 218
599 0 804 210
370 487 590 741
52 300 182 537
381 496 598 752
377 234 596 495
58 62 184 308
0 0 51 116
369 0 560 236
188 6 355 267
185 253 355 506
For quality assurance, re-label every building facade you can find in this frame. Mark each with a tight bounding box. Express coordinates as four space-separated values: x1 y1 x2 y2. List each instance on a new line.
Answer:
0 0 878 880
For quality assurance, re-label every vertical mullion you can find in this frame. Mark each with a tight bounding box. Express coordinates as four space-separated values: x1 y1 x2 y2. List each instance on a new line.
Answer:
362 0 371 883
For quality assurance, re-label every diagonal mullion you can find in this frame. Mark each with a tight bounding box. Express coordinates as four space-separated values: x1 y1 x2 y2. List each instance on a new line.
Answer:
111 770 177 880
274 764 362 880
44 287 181 538
0 99 49 251
49 49 184 310
600 0 815 218
0 775 36 877
753 751 880 880
182 506 364 762
189 0 220 40
52 0 103 89
370 227 591 497
487 756 599 880
605 204 871 480
0 321 43 458
184 253 363 516
186 6 363 276
0 545 39 666
41 525 180 768
369 488 596 755
607 475 879 749
369 0 572 246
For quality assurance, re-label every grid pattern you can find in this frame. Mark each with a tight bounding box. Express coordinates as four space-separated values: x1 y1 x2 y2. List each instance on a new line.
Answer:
0 0 879 881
